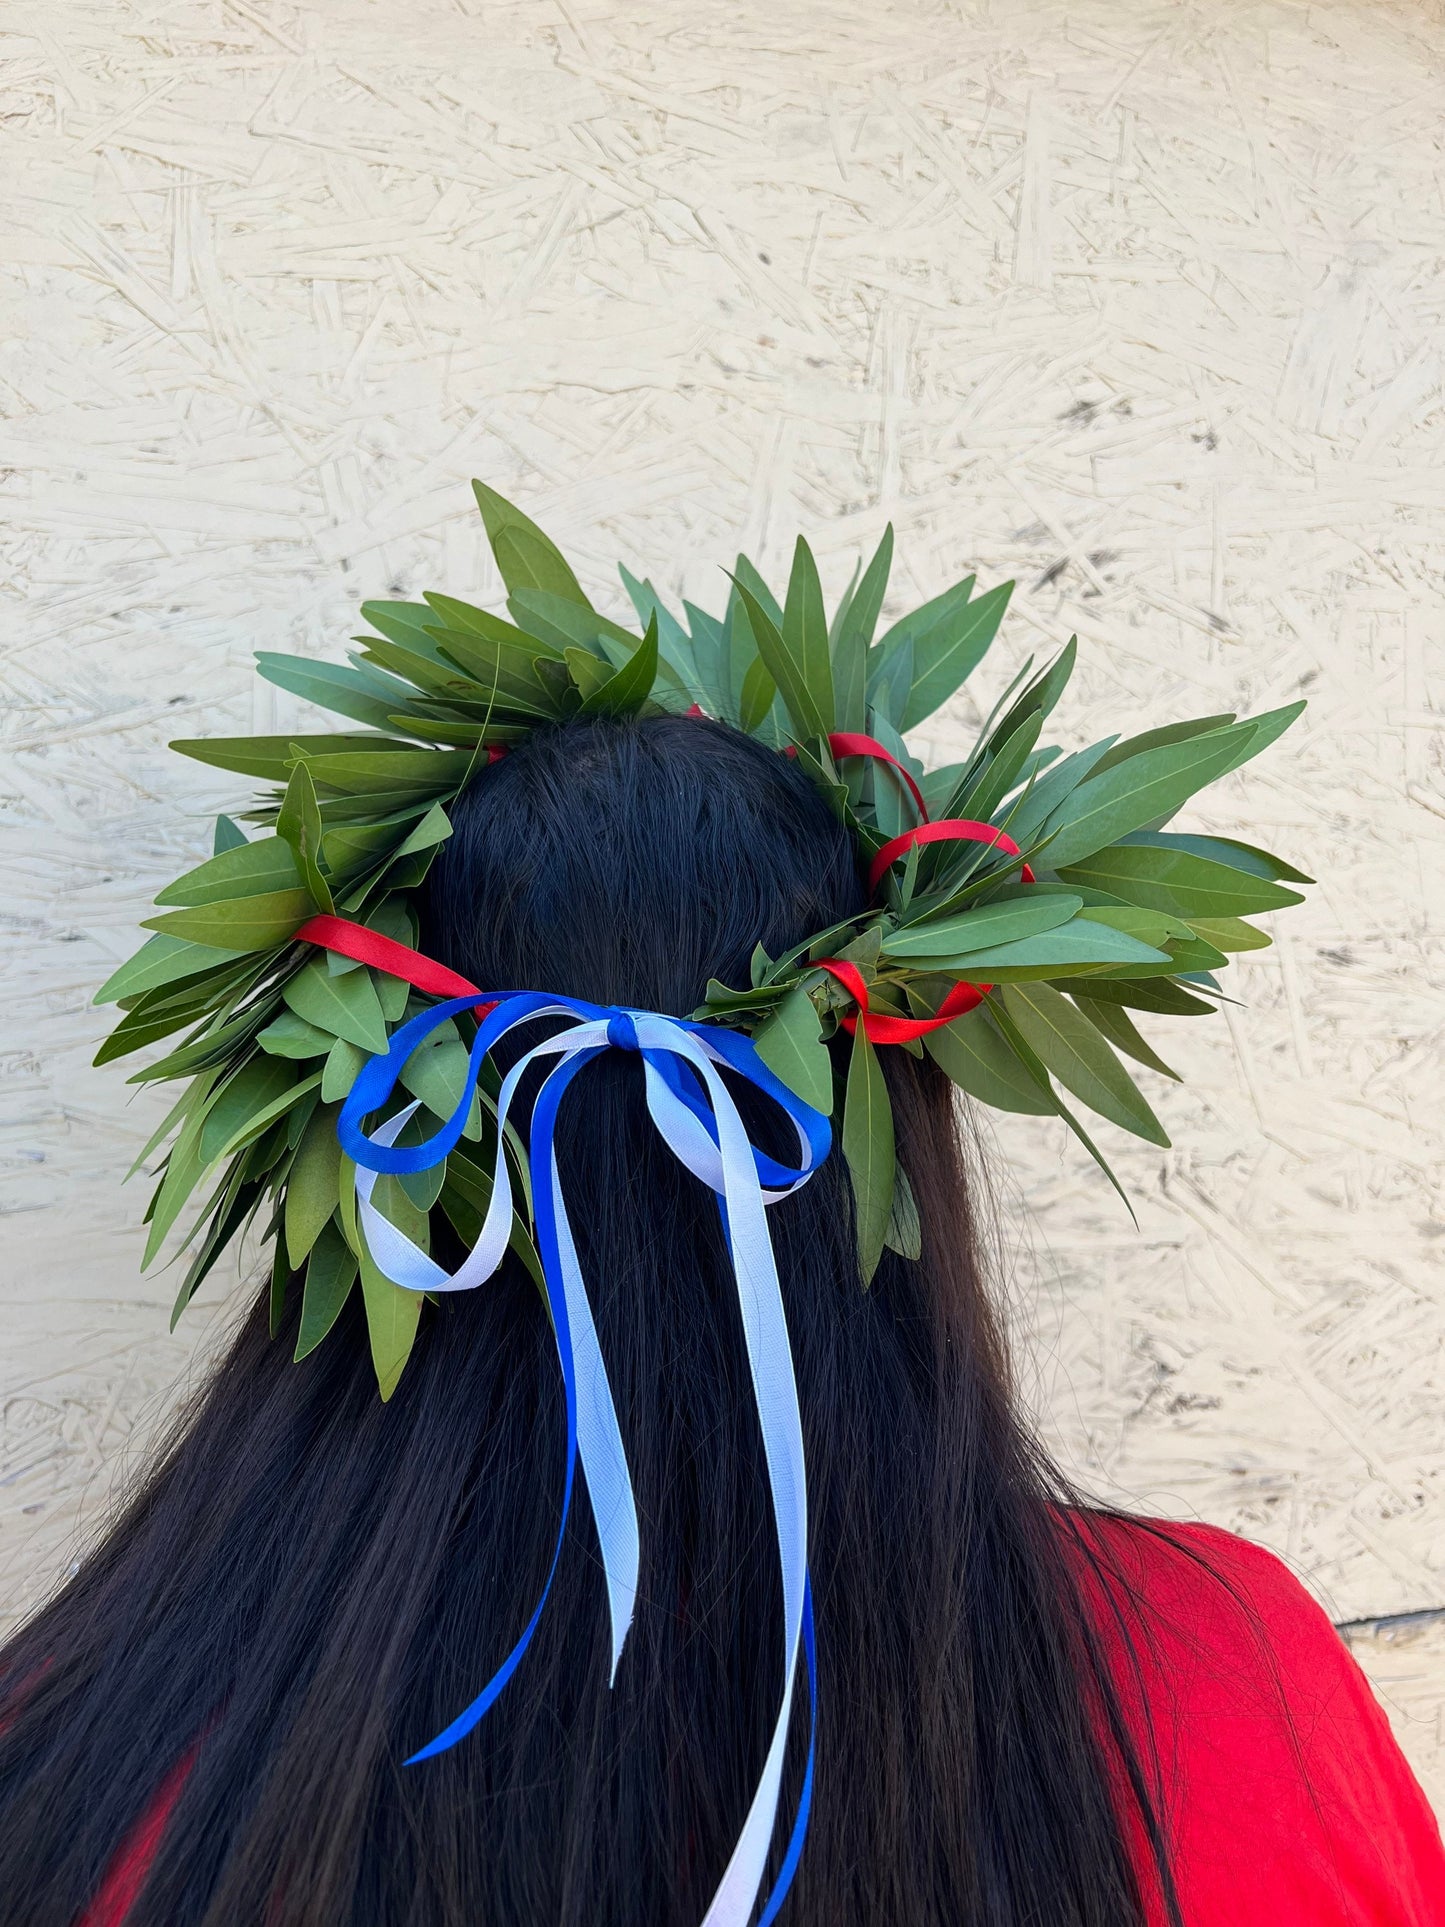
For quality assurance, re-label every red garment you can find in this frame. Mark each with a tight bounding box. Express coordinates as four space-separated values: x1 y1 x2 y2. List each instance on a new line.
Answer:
1077 1516 1445 1925
78 1517 1444 1924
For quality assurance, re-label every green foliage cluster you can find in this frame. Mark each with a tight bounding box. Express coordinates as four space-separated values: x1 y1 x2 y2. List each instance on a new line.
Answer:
96 482 1310 1395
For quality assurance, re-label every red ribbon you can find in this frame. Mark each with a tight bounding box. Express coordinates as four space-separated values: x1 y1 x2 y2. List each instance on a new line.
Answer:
867 818 1035 895
818 733 1035 895
825 731 929 820
815 957 986 1043
294 914 491 1006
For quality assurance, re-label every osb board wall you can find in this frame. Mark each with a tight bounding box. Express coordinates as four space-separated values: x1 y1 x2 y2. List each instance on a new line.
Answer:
3 0 1442 1803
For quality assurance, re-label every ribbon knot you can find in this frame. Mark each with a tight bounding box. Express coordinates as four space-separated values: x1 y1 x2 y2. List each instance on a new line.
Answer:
605 1008 640 1051
331 970 829 1927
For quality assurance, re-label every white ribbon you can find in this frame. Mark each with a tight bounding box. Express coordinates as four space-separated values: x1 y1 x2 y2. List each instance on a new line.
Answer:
349 1003 824 1926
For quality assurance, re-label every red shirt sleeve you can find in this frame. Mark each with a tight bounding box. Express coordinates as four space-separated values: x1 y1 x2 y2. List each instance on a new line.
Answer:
1074 1514 1445 1926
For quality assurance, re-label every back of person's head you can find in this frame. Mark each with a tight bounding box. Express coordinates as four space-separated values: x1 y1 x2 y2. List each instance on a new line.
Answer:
0 716 1168 1927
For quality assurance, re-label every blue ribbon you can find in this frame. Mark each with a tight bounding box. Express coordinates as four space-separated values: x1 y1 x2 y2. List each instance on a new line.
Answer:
338 991 830 1926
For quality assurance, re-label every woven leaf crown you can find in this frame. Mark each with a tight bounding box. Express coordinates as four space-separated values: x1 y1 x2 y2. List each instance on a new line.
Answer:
95 482 1310 1396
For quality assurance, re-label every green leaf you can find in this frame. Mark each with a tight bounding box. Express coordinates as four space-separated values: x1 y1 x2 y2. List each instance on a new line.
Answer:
283 955 388 1053
294 1219 358 1362
577 613 659 715
924 1006 1056 1114
1075 905 1196 948
358 1221 424 1400
731 554 783 626
422 592 566 659
351 631 469 699
471 479 590 608
901 577 1014 731
895 916 1169 978
849 711 924 841
985 996 1137 1219
1057 844 1304 919
269 1238 294 1339
156 837 301 909
1135 832 1313 886
359 601 455 659
198 1056 298 1167
399 1038 483 1138
1154 932 1229 974
1060 976 1217 1017
95 973 243 1066
870 577 970 700
1071 996 1180 1081
127 994 280 1085
941 710 1043 829
94 934 245 1006
276 761 335 915
753 984 833 1114
1039 725 1255 871
285 1103 345 1266
998 738 1118 849
1185 916 1272 952
882 1165 921 1260
141 1104 213 1269
983 638 1077 760
172 1169 265 1326
831 525 893 732
256 653 417 732
1000 984 1169 1144
322 1037 367 1102
373 966 408 1023
142 891 315 952
398 1157 446 1213
393 803 453 858
883 894 1082 958
302 748 474 797
125 1069 217 1181
208 1070 322 1168
213 815 248 854
618 566 709 701
739 654 777 733
1087 713 1237 777
867 636 913 730
507 588 639 666
781 537 835 733
171 734 409 782
425 628 562 713
1210 700 1306 777
258 1010 334 1059
732 576 828 744
564 646 612 700
842 1026 895 1285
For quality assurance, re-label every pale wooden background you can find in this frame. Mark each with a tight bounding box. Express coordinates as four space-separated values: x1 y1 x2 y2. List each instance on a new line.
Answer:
2 0 1442 1803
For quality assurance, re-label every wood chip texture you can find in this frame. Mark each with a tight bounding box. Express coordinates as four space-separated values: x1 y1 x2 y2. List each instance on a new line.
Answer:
2 0 1442 1809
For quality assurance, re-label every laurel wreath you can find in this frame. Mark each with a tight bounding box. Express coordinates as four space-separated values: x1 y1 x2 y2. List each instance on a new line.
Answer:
95 482 1310 1395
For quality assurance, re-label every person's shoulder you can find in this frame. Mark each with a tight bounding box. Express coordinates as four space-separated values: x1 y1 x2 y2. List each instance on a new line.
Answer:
1065 1507 1384 1728
1065 1508 1339 1651
1061 1507 1445 1925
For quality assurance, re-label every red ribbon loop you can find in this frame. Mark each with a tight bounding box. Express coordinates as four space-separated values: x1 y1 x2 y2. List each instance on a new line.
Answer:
825 731 929 821
294 914 488 1004
814 956 986 1044
867 819 1035 896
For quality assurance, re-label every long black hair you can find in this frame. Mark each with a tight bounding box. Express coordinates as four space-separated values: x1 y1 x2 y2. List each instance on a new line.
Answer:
0 714 1177 1925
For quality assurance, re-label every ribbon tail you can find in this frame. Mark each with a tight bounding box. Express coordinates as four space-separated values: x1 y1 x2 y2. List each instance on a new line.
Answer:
536 1074 640 1682
672 1041 808 1927
757 1576 816 1927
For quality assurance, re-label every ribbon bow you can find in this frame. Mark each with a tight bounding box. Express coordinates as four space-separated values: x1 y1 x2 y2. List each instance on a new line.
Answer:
319 921 828 1927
